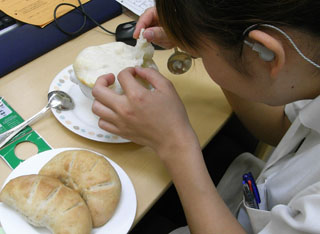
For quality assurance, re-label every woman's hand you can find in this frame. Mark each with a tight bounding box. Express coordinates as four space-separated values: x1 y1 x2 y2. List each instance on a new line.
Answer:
92 67 195 155
133 7 175 49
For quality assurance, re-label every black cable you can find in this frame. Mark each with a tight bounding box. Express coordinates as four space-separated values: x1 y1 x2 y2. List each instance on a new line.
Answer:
53 0 115 36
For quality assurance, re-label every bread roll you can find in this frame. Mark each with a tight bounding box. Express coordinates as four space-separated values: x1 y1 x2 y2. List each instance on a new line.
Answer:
0 174 92 234
39 150 122 227
73 29 156 94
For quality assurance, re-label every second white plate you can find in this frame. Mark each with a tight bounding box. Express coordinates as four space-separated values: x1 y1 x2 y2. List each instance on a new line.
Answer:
0 148 137 234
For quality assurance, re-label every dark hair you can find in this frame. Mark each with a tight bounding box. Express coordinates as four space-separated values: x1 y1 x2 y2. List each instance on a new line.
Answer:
156 0 320 51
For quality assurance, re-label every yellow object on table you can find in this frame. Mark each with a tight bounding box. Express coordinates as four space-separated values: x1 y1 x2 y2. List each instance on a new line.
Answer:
0 0 90 27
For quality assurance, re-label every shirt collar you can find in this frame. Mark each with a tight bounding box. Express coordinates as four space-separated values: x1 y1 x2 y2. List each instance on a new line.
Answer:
299 95 320 134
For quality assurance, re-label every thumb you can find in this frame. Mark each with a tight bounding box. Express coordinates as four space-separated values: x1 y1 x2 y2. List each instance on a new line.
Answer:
134 67 169 90
143 27 175 49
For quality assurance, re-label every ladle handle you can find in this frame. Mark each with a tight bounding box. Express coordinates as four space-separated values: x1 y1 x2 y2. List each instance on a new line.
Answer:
0 104 51 149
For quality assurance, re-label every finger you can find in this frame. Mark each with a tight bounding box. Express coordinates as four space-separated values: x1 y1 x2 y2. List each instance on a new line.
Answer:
134 67 170 90
98 119 120 136
92 100 118 123
141 28 155 42
144 27 175 48
117 67 147 95
133 7 158 39
94 73 115 88
92 74 121 110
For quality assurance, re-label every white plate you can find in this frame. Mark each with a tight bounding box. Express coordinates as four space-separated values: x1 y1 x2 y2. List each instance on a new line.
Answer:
49 65 130 143
0 148 137 234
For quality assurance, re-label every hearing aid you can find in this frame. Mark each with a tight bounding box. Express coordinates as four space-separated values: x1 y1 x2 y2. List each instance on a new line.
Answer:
243 24 320 68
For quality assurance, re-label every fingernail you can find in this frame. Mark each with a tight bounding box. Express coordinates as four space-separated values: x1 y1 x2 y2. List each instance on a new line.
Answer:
144 30 154 40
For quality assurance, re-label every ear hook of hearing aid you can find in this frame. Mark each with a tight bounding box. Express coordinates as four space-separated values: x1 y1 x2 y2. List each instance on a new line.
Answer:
243 24 320 69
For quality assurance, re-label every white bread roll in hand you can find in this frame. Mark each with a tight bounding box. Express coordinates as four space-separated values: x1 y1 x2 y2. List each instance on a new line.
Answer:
0 174 92 234
73 29 156 95
39 150 122 227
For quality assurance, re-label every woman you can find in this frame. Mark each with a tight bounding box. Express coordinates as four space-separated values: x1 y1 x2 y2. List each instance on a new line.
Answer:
92 1 320 233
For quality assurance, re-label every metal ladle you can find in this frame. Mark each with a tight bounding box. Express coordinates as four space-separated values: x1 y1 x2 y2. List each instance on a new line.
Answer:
167 47 192 75
0 90 74 149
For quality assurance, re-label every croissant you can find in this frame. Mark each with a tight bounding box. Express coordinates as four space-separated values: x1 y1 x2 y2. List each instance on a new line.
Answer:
0 174 92 234
39 150 122 227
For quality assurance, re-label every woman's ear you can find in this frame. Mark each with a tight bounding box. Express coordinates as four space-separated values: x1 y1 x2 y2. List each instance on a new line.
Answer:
248 30 285 78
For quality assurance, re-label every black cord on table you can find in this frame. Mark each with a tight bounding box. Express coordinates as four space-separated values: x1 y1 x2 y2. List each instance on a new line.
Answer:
53 0 115 36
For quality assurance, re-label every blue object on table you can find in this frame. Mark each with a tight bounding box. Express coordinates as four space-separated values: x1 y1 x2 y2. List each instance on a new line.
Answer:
0 0 122 78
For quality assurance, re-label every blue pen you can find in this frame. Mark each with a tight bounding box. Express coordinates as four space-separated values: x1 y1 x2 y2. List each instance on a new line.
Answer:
242 173 249 183
242 180 258 209
243 173 260 208
248 172 261 204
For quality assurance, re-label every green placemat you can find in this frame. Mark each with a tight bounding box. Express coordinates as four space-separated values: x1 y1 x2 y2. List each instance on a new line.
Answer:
0 97 52 169
0 98 52 234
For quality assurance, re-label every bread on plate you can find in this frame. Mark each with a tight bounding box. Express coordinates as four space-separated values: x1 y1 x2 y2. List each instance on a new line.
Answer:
39 150 122 227
0 174 92 234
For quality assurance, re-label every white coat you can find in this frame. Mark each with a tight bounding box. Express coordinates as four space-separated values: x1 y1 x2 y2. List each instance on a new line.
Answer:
171 95 320 234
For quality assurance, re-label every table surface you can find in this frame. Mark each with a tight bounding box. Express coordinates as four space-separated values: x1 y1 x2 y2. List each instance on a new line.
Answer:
0 13 232 229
